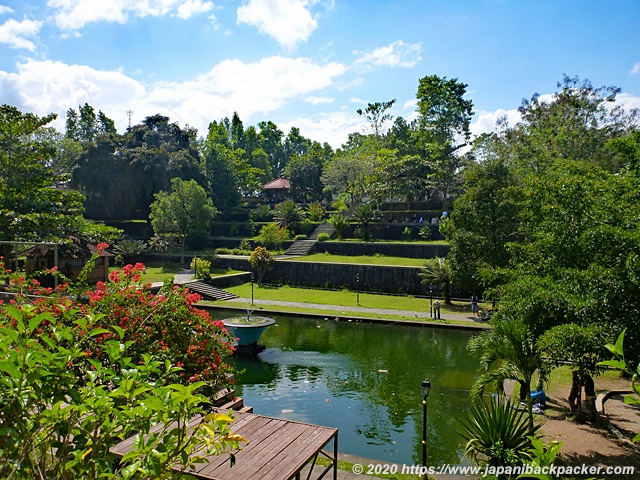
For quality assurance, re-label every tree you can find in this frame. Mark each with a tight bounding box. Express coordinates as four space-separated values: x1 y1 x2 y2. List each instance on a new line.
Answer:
249 246 274 284
415 75 474 209
258 120 286 177
0 105 85 250
149 178 217 265
419 257 452 304
468 316 550 430
357 99 396 138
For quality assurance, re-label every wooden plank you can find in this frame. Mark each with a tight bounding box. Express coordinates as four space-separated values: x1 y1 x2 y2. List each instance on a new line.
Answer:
215 422 310 480
111 411 339 480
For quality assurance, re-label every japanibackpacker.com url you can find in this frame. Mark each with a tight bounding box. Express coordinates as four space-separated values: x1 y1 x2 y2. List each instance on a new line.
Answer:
351 462 636 477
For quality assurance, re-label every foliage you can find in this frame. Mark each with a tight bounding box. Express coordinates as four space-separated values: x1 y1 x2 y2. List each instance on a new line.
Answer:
112 239 147 265
401 227 413 241
306 202 327 222
329 213 349 239
517 436 564 480
317 233 330 242
415 75 474 209
467 316 550 430
272 199 305 232
599 330 640 442
459 398 540 471
356 99 396 137
419 257 452 304
0 105 85 249
249 246 274 284
255 222 290 250
539 323 611 378
249 204 273 222
191 256 212 280
418 225 431 241
352 202 380 241
0 255 242 478
294 234 308 240
150 177 217 265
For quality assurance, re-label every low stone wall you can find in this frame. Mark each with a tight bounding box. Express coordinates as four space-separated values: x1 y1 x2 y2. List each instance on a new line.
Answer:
215 256 425 295
313 241 449 259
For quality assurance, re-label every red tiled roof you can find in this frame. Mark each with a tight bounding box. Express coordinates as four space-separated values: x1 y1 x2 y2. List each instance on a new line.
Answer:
263 178 290 190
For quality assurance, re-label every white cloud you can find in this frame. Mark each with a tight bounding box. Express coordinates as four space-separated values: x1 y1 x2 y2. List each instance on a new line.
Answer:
176 0 215 19
0 59 146 131
305 96 333 105
0 18 42 51
237 0 317 50
0 56 347 138
281 111 363 148
470 108 521 138
617 92 640 112
47 0 214 29
354 40 422 68
0 6 14 15
630 62 640 76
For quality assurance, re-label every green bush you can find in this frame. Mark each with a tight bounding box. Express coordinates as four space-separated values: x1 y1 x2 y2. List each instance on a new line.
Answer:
294 234 308 240
401 226 413 241
317 232 330 242
329 213 349 239
190 256 212 280
419 225 432 240
215 247 233 254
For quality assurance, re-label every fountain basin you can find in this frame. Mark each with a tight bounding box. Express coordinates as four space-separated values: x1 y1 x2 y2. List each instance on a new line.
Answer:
223 316 275 347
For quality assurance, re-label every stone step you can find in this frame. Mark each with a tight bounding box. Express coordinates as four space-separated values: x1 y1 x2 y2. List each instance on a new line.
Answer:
185 281 237 301
284 239 316 256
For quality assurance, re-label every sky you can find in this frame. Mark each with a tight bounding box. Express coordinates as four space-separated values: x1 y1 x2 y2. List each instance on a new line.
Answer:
1 0 639 148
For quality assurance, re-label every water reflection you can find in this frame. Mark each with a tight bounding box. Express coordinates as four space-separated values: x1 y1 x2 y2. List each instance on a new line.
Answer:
209 310 479 465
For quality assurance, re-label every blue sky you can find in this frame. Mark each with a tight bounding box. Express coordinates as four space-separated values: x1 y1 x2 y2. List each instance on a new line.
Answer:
1 0 639 147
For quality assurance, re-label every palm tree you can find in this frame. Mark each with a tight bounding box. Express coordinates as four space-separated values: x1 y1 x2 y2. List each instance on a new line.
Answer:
351 202 380 240
272 200 305 232
467 315 550 430
419 257 452 304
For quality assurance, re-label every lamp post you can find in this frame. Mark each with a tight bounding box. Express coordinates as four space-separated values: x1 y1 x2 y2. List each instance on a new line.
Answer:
429 286 433 318
251 272 255 306
420 379 431 468
356 273 360 306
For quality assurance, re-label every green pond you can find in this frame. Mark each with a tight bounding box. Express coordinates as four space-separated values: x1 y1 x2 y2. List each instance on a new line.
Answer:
209 310 480 466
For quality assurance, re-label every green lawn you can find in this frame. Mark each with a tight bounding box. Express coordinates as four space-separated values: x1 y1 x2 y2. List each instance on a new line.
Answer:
215 283 488 323
110 264 243 284
284 253 427 267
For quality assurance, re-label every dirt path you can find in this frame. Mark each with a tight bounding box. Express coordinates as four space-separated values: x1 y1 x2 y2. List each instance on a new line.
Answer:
538 376 640 479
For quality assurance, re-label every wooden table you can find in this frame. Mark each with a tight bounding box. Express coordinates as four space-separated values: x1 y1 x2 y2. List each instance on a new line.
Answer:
111 411 338 480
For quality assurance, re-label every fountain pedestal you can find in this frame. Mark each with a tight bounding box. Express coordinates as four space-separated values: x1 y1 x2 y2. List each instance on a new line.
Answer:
223 315 275 355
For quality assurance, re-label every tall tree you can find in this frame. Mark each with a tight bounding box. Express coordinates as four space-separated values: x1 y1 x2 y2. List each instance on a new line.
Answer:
357 99 396 138
258 121 286 178
149 178 217 265
0 105 85 248
415 75 474 208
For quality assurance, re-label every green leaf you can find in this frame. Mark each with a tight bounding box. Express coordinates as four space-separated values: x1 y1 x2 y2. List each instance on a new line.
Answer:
0 360 19 378
0 327 19 343
88 327 110 338
598 360 626 370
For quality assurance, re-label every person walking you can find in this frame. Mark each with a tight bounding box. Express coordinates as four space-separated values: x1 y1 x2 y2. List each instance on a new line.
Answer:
470 294 479 316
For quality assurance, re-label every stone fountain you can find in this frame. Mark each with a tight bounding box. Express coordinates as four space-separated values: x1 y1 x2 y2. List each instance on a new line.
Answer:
223 310 275 355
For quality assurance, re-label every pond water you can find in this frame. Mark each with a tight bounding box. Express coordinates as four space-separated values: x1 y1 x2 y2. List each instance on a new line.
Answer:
209 310 479 466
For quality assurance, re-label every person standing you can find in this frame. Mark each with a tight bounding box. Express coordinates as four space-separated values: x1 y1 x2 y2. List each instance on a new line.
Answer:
470 294 479 316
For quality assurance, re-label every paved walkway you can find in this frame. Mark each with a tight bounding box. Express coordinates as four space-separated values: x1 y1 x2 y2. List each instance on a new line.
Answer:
225 297 488 326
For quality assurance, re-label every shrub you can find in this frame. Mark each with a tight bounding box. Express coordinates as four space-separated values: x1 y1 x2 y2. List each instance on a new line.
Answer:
215 247 233 254
255 222 290 250
307 202 326 222
249 246 274 284
401 226 413 241
190 256 212 280
294 234 308 240
419 225 432 240
329 213 349 239
317 233 330 242
0 253 242 478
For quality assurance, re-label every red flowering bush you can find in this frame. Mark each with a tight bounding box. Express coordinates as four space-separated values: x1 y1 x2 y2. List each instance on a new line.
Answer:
1 250 235 399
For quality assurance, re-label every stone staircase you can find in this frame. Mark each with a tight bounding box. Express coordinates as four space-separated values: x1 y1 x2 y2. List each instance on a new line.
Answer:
184 280 237 301
283 222 335 256
309 222 335 240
